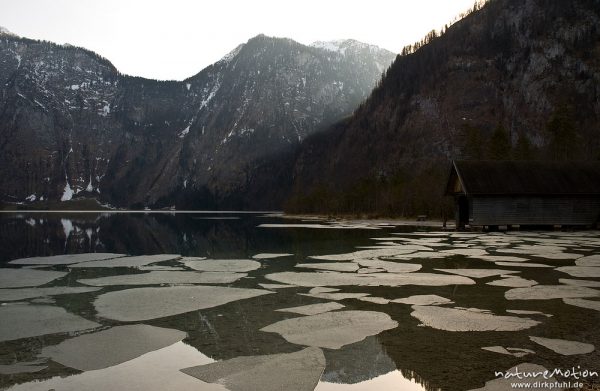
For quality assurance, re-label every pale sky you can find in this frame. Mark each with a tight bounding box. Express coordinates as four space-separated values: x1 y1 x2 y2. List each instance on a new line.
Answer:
0 0 477 80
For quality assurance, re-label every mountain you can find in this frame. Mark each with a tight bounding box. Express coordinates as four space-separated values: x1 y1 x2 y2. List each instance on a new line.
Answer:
286 0 600 217
0 31 395 208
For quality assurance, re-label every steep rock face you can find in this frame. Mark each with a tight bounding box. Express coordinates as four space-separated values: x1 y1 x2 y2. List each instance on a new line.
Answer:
0 32 395 208
287 0 600 216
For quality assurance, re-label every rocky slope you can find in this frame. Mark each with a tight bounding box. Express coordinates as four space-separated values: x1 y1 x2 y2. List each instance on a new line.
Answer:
0 31 395 208
287 0 600 216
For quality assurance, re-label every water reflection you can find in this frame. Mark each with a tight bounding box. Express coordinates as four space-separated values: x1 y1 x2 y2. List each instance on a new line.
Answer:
0 212 599 391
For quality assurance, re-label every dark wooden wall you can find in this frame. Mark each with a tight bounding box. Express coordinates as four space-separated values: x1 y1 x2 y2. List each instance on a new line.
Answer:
469 196 600 226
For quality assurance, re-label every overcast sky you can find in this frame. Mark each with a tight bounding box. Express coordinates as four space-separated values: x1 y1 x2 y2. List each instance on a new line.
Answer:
1 0 477 80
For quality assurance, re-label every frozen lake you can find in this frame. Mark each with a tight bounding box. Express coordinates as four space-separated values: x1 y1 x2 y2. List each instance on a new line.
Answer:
0 212 599 390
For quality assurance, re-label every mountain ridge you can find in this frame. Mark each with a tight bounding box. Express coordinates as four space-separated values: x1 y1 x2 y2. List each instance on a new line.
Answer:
0 31 395 208
285 0 600 216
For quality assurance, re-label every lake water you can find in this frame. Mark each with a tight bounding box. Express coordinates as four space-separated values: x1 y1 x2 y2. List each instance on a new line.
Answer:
0 212 599 391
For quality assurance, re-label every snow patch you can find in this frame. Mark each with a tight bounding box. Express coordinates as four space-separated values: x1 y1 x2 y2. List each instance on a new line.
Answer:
99 103 110 117
186 83 191 91
70 85 79 91
61 181 74 201
25 194 36 202
219 44 244 63
178 125 190 138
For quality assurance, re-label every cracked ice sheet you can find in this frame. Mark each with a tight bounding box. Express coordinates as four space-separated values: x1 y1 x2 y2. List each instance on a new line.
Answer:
0 305 100 342
505 285 600 300
94 285 272 321
6 342 225 391
39 324 187 370
70 254 181 268
9 253 126 265
410 306 540 332
78 271 246 286
181 347 325 391
265 271 475 287
0 269 67 288
261 310 397 349
529 336 594 355
276 302 344 315
434 269 519 278
182 258 260 272
0 286 100 301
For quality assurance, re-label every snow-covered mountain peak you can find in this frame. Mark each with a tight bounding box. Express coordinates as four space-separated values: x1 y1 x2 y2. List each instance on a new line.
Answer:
310 39 391 56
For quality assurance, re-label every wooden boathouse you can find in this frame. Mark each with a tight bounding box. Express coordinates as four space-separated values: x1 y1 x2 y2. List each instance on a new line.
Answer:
445 161 600 229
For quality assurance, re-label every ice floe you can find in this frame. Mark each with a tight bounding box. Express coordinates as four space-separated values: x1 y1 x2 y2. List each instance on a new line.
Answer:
182 259 261 272
40 324 187 370
9 253 125 265
505 285 600 300
434 269 519 278
260 310 397 349
94 286 272 321
481 346 534 357
0 305 100 342
78 271 245 286
0 269 67 288
555 266 600 278
0 361 47 375
529 336 594 355
258 283 297 290
506 310 552 317
296 263 359 272
391 295 453 306
559 278 600 288
486 277 538 288
357 297 390 304
562 298 600 311
441 249 489 257
0 286 100 301
70 254 181 268
575 255 600 267
476 255 530 263
252 253 293 259
410 306 540 331
7 341 225 391
181 347 325 391
301 292 370 301
276 302 345 315
355 259 421 273
494 262 553 268
266 271 475 287
309 287 340 294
